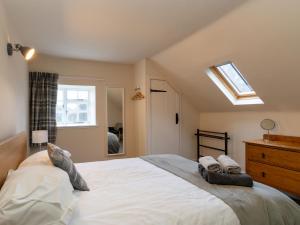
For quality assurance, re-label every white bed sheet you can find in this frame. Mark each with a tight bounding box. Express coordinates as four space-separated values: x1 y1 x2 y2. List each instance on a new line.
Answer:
69 158 240 225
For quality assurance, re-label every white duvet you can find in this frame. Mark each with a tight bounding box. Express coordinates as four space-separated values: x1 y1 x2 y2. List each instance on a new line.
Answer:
70 158 240 225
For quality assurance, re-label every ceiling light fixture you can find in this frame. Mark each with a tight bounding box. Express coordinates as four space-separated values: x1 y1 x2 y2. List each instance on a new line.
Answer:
7 43 35 60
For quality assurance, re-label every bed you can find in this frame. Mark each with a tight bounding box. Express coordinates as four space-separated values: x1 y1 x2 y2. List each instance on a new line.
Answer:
0 133 299 225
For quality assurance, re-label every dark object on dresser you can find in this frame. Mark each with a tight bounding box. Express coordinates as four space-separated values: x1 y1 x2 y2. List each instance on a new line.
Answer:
245 134 300 199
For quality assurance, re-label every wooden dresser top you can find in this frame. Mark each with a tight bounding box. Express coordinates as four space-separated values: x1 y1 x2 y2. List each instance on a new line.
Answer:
244 134 300 153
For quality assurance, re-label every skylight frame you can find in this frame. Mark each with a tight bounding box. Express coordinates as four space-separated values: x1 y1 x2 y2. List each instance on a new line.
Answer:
216 62 256 97
206 62 264 106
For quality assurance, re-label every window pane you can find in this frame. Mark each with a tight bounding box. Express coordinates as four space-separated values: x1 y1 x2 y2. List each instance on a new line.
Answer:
57 90 64 101
57 101 64 111
217 63 253 94
79 113 88 122
67 90 78 100
78 91 89 100
67 113 77 123
56 113 63 123
79 103 88 110
67 103 78 111
56 85 96 126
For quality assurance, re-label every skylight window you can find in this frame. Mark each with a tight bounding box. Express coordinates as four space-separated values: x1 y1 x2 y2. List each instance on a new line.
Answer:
216 63 255 96
206 62 263 105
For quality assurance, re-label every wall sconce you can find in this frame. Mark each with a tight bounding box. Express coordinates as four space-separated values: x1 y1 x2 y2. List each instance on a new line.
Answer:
7 43 35 60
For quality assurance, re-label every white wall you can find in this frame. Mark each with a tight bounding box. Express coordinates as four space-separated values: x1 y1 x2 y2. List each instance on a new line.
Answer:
133 60 147 155
180 99 200 160
199 111 300 170
152 0 300 112
29 54 135 162
0 2 28 142
143 59 199 160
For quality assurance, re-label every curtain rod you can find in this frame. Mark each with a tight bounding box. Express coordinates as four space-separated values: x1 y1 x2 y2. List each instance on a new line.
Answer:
59 75 105 81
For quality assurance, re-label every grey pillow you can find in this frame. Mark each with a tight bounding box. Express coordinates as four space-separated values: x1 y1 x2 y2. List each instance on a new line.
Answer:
47 143 89 191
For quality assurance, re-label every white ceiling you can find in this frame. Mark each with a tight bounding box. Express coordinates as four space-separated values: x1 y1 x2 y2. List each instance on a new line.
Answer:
2 0 245 63
152 0 300 112
4 0 298 112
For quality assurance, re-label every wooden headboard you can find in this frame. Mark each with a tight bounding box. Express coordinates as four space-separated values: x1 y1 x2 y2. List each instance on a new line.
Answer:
0 132 27 188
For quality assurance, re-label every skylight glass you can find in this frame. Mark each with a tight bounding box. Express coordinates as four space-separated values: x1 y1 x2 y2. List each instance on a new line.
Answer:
206 61 264 105
216 62 254 95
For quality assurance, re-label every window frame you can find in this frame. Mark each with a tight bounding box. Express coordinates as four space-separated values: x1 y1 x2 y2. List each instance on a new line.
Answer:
211 64 256 99
216 62 256 98
206 62 264 105
56 84 96 128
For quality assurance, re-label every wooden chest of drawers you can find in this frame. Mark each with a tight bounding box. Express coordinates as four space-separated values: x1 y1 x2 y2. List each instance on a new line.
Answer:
245 134 300 197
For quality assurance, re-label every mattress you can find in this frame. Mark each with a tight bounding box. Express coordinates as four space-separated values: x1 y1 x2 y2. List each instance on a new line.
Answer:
69 158 239 225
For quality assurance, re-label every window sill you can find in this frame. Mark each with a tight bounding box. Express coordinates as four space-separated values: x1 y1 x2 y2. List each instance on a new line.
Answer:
57 124 98 129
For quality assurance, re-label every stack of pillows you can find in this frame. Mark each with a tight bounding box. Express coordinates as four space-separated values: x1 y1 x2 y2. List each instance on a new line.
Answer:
198 155 253 187
0 143 89 225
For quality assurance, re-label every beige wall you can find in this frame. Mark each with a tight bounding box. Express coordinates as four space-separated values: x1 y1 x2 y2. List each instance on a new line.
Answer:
29 54 135 162
199 111 300 170
133 60 147 155
28 55 200 162
0 2 28 142
135 59 199 160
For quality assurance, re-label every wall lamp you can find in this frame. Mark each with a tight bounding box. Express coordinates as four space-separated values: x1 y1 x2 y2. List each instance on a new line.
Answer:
7 43 35 60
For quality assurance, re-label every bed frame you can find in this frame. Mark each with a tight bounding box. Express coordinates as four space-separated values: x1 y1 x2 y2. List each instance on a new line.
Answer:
0 132 27 188
195 129 230 159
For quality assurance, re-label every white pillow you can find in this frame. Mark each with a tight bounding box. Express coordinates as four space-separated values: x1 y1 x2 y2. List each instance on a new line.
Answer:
0 165 77 225
19 149 71 168
18 150 52 168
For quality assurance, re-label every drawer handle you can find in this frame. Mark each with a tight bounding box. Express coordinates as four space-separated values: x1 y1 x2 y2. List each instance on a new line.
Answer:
261 153 266 159
261 172 266 177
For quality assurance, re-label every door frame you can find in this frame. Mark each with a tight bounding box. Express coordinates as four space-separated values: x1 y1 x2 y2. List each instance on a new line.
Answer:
148 79 182 155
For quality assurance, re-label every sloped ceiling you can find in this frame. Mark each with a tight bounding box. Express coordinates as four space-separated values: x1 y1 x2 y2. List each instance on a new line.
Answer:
2 0 245 63
152 0 300 112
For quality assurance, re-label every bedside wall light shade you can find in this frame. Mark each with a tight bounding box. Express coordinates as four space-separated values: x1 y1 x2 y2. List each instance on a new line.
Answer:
32 130 48 144
7 43 35 60
32 130 48 151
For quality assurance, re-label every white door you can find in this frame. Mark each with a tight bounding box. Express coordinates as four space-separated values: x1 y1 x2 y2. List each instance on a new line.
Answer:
150 80 180 155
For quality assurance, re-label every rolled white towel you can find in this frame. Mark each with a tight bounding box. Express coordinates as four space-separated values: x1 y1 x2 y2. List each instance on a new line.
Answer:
217 155 241 174
199 156 221 173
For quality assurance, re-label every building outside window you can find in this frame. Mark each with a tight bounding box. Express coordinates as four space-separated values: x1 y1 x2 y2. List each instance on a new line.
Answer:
56 85 96 127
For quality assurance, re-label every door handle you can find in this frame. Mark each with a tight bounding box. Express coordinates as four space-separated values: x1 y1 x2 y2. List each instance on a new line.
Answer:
176 113 179 124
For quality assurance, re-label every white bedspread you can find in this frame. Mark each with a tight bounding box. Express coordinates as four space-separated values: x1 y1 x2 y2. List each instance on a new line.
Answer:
69 158 240 225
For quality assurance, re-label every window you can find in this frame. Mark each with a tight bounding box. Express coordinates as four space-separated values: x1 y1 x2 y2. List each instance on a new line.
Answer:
206 62 263 105
56 85 96 127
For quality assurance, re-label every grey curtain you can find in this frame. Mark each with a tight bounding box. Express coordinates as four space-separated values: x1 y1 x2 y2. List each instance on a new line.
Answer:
29 72 59 146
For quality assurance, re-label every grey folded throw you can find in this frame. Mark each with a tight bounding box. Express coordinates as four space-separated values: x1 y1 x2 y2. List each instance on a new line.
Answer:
198 164 253 187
